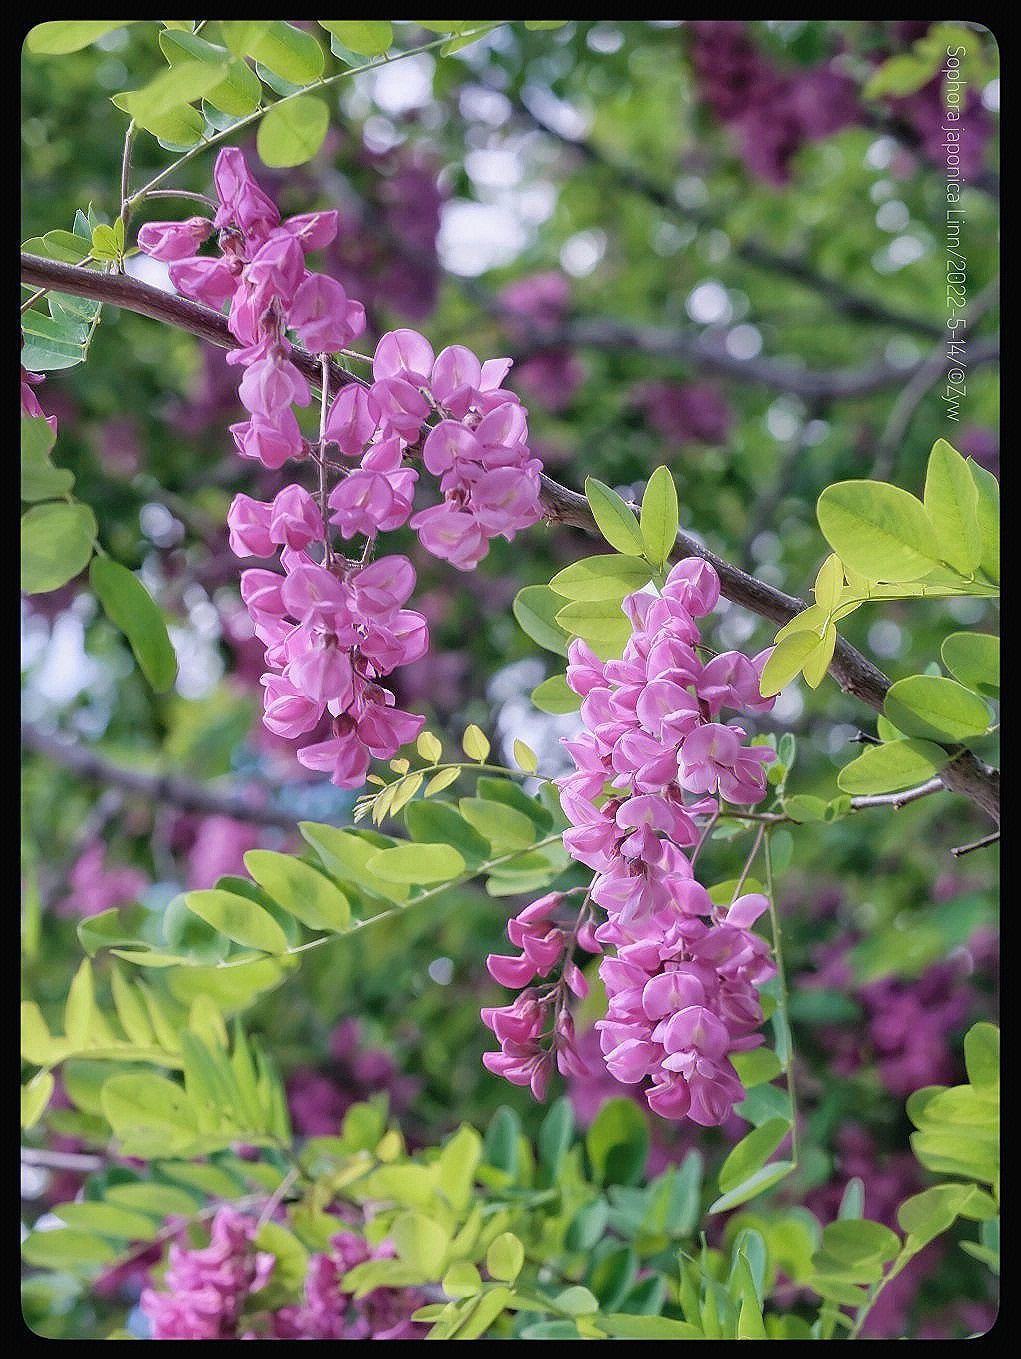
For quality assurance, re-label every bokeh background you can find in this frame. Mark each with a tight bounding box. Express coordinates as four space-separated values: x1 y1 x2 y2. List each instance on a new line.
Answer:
22 21 998 1337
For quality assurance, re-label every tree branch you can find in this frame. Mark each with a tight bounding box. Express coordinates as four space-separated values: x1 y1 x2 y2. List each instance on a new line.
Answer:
22 723 303 830
20 254 998 824
21 253 996 404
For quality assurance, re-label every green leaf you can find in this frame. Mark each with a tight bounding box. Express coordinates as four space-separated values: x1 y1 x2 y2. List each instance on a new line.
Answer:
100 1072 200 1157
462 724 490 762
442 1261 482 1298
639 465 679 567
89 223 120 262
159 29 262 116
940 633 999 700
21 500 97 593
759 630 822 696
89 557 177 692
21 415 74 502
718 1120 790 1195
549 554 654 601
596 1315 702 1339
317 20 393 55
566 1196 609 1251
532 674 580 713
22 1227 119 1270
586 1098 648 1186
25 22 133 53
184 888 290 954
884 674 990 743
967 460 999 584
538 1097 574 1177
730 1047 783 1088
21 305 90 370
459 797 536 851
818 1219 901 1269
391 1210 450 1275
513 585 571 656
513 738 538 773
242 849 351 932
964 1022 1000 1091
802 623 837 689
56 1202 160 1242
257 94 330 167
813 553 844 613
486 1232 525 1283
554 1284 600 1315
897 1184 991 1250
782 794 828 823
708 1161 795 1214
555 598 632 659
112 60 228 129
817 480 941 582
223 20 325 83
404 800 490 867
585 477 645 555
21 1070 54 1128
110 963 157 1047
105 1180 201 1217
366 842 466 884
297 822 410 902
924 439 982 575
837 738 949 795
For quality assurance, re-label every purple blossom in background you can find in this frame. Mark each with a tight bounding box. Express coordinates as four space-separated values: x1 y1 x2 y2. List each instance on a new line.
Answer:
53 843 148 918
140 1207 274 1340
634 380 733 447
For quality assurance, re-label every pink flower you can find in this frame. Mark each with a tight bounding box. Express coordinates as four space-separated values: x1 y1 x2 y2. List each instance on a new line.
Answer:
136 216 213 261
324 384 382 455
213 146 281 238
230 410 304 469
410 502 489 571
270 484 324 551
168 255 237 309
372 328 435 384
238 356 310 418
289 273 365 353
281 209 339 252
227 493 275 557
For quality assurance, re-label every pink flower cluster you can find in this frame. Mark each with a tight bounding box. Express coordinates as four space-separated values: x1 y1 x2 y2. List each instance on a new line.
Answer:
137 147 362 471
140 1206 274 1340
140 1211 423 1340
271 1231 424 1340
482 891 601 1099
484 558 780 1124
138 148 544 787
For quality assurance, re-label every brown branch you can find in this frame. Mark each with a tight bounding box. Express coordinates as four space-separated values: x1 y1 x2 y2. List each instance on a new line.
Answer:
20 254 999 824
22 723 303 830
21 253 997 404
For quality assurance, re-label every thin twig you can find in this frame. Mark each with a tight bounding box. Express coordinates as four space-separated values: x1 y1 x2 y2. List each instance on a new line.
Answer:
950 831 1000 857
21 1147 106 1173
849 777 946 810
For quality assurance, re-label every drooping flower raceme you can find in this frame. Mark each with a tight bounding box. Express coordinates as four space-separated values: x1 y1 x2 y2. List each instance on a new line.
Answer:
138 147 543 786
485 558 780 1125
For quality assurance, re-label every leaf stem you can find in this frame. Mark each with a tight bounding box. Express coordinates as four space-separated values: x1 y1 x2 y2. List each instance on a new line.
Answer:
764 832 799 1168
